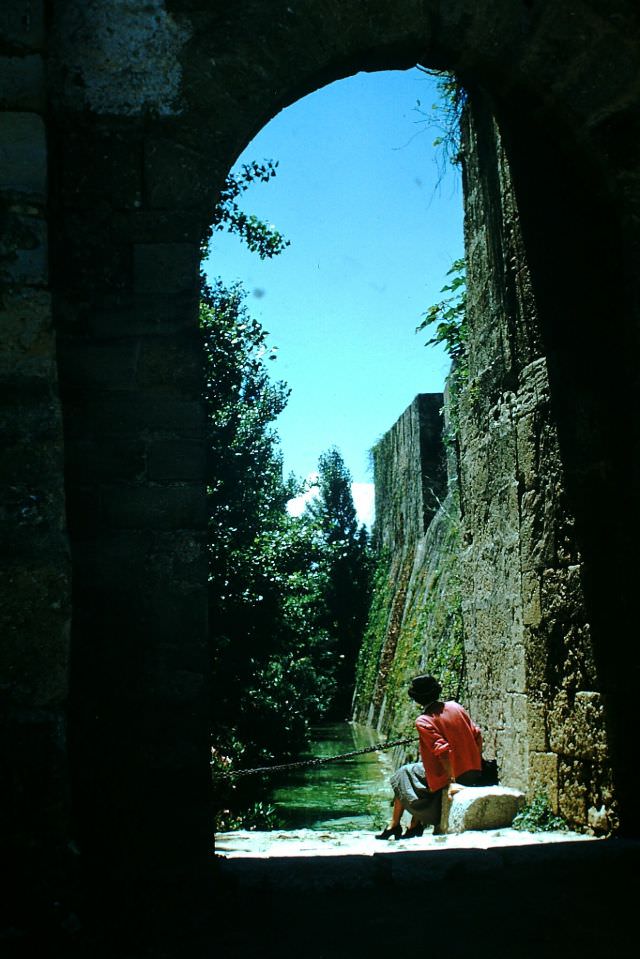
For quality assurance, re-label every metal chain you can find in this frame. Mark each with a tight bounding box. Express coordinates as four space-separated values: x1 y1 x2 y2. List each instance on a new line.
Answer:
211 736 418 781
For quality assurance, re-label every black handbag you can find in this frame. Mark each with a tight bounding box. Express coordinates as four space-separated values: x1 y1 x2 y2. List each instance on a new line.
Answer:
477 757 499 786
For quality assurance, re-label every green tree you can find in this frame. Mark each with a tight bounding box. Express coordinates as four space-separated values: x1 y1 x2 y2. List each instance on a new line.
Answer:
203 283 337 799
304 448 373 717
203 164 373 826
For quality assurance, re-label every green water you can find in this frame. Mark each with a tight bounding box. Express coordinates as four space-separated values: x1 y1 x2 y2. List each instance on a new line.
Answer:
270 722 395 832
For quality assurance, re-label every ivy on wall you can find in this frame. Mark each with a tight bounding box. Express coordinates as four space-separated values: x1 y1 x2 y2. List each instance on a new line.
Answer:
353 550 391 711
353 491 468 746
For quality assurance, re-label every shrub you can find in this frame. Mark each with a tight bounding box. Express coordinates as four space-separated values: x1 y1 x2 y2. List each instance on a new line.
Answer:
512 792 568 832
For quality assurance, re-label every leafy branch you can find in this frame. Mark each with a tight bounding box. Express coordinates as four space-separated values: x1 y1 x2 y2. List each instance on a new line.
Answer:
414 67 468 186
201 159 290 262
416 257 467 367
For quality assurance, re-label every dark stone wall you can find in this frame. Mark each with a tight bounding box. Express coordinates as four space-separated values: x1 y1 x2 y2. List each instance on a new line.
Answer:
457 92 617 829
48 107 212 883
488 90 640 836
0 1 73 893
1 0 639 901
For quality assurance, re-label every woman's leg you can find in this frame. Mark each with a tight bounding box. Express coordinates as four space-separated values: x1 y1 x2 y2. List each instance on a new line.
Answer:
389 797 404 828
375 797 406 838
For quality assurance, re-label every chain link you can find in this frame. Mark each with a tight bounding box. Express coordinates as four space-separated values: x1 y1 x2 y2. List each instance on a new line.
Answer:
211 736 418 781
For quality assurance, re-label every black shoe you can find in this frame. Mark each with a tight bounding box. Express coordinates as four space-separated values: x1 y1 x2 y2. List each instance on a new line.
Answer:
402 823 425 839
375 825 403 840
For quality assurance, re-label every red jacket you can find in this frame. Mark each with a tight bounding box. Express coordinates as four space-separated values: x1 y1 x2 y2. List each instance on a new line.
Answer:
416 701 482 792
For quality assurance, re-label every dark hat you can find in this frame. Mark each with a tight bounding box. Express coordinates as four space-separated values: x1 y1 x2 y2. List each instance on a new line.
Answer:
408 675 442 705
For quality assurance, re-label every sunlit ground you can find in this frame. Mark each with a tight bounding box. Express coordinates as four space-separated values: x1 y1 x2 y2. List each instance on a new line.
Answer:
215 824 596 859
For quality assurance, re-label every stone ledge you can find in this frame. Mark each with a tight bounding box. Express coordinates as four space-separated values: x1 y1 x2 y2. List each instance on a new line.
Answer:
214 828 620 891
441 785 526 834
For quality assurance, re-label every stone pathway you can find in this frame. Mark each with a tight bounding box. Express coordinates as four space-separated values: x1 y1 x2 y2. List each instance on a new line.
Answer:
216 824 595 858
212 833 640 959
215 826 608 892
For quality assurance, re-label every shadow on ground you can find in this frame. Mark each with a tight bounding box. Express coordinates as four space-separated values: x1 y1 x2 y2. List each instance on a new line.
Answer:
3 838 638 958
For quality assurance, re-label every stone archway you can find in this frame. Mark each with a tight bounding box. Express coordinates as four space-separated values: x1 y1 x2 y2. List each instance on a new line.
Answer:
2 0 640 889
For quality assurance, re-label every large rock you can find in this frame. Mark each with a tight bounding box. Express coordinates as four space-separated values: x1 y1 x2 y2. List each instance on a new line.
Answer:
441 786 525 834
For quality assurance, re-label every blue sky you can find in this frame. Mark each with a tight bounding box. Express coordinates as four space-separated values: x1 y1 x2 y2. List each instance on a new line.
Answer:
204 68 463 525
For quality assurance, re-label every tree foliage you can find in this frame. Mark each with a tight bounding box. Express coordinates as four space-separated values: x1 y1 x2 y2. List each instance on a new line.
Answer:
201 159 290 263
304 448 373 717
203 284 336 784
203 163 373 826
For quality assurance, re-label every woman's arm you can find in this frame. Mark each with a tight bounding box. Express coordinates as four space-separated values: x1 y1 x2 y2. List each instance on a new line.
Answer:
439 752 463 798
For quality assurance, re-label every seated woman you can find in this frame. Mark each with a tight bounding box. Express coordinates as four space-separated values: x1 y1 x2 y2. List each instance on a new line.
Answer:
377 674 483 839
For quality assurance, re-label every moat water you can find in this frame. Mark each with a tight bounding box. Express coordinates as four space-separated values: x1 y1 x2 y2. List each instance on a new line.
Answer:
269 722 396 832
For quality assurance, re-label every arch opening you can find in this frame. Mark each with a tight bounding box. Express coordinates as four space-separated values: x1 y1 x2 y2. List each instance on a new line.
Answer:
197 58 632 840
203 66 464 833
195 54 628 840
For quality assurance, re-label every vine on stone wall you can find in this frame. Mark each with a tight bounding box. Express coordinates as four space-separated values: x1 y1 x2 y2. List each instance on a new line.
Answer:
353 550 395 713
415 67 468 181
416 258 467 370
353 492 468 742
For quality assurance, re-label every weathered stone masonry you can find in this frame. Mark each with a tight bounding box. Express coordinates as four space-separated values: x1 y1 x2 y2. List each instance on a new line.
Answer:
354 394 465 752
356 88 626 831
373 394 446 556
457 94 617 828
1 0 640 894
